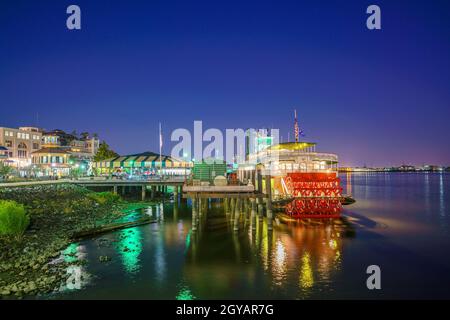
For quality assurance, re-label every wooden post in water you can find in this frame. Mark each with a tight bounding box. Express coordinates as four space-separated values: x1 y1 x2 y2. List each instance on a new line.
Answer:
265 175 273 230
224 197 229 214
234 198 241 232
141 185 146 201
192 197 198 232
257 197 264 220
250 198 257 230
266 198 273 231
256 170 263 193
265 175 272 202
245 198 250 220
173 185 178 202
230 198 236 218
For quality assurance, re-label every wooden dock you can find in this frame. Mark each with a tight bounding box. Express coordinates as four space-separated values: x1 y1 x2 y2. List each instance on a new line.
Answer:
182 185 265 199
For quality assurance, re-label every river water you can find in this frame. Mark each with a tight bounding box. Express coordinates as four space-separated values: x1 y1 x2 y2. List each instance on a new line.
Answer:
49 172 450 299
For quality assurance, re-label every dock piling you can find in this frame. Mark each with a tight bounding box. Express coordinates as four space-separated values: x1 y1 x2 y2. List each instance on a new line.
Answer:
192 198 198 232
266 198 273 231
141 185 146 201
233 198 241 232
251 198 256 230
257 197 264 220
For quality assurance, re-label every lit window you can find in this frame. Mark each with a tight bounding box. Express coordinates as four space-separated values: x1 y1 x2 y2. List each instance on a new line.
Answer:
18 150 27 158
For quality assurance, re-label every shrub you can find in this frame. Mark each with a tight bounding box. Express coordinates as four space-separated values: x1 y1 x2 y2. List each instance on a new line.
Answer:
87 192 121 205
0 200 30 238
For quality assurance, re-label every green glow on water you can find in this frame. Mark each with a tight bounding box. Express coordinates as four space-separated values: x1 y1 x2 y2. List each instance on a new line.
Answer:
176 285 195 300
63 243 79 263
185 230 191 254
116 227 143 274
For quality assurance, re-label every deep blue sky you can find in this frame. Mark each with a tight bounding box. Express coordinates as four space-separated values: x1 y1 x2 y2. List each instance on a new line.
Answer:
1 0 449 166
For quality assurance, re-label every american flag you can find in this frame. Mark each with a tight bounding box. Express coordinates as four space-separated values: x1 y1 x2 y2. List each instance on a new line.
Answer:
159 122 163 149
294 109 299 142
294 109 305 142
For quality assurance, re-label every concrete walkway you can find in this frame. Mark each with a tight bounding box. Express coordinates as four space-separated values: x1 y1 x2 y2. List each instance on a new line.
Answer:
0 179 70 188
0 178 185 188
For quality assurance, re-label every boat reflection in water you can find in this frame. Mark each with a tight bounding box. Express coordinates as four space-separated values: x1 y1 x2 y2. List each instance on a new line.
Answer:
253 219 343 298
181 201 344 299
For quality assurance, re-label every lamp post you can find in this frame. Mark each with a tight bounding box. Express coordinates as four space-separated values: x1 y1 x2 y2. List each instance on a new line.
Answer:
129 160 134 179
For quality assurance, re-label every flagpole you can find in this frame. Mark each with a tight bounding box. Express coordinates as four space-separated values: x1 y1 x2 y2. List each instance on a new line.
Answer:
159 122 162 180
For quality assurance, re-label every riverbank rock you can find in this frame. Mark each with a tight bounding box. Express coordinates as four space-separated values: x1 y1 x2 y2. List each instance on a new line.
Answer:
99 255 111 262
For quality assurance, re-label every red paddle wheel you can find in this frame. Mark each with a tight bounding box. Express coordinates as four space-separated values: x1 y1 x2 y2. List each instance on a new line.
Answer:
284 172 342 218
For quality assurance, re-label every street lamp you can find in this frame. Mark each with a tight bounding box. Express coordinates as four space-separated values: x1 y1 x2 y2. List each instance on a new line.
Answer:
130 160 134 178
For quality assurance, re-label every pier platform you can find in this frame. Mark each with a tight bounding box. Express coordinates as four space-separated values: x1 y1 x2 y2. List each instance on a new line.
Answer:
182 185 264 198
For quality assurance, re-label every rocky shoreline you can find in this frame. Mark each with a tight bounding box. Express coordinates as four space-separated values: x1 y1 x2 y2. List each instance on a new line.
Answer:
0 184 154 299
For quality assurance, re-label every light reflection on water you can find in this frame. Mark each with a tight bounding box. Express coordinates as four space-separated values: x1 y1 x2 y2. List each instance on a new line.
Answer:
53 173 450 299
440 173 445 215
116 228 143 274
272 239 287 286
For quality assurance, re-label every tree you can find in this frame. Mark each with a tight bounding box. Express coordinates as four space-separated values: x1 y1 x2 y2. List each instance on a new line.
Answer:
94 141 119 162
70 130 78 138
80 132 89 140
70 167 82 179
0 163 12 179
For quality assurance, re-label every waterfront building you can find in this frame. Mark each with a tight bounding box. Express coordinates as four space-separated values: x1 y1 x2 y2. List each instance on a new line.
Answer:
31 147 71 177
419 165 443 172
93 151 192 177
338 167 375 172
42 129 99 160
0 146 8 161
0 126 43 168
0 126 99 174
31 129 100 176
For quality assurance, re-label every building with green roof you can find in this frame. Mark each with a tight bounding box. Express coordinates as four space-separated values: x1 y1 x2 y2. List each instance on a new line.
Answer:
93 151 192 176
